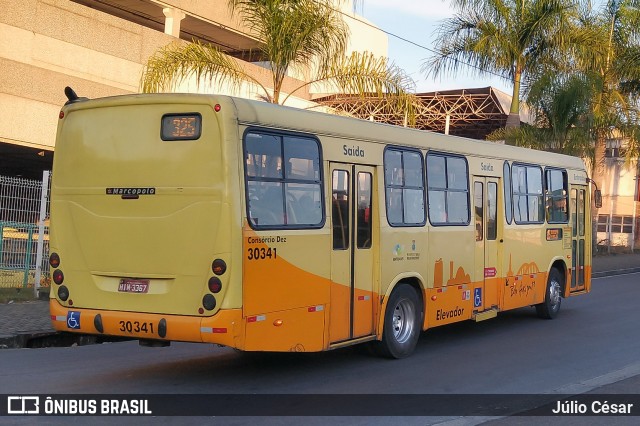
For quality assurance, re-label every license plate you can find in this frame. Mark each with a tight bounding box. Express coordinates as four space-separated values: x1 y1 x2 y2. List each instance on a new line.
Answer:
118 279 149 293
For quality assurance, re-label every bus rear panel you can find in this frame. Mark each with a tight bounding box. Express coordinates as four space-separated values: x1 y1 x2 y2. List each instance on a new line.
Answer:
50 95 242 346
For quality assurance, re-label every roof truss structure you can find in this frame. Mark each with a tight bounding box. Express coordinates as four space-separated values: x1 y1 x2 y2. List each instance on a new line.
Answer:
315 87 510 140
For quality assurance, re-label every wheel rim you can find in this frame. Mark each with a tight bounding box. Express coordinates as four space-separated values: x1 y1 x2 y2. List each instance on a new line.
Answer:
392 297 416 344
549 278 561 311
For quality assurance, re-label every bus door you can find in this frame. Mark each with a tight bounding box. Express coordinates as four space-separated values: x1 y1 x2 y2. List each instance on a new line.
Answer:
570 187 587 292
473 177 501 312
329 163 376 343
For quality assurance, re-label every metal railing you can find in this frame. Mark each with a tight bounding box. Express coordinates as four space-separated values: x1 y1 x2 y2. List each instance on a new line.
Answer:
0 172 51 296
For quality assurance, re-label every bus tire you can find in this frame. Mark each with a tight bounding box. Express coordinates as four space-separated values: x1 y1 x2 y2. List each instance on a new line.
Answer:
536 268 563 319
372 284 422 359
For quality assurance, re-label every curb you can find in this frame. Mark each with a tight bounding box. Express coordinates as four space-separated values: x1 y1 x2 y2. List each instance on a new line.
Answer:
592 267 640 279
0 331 125 349
0 330 59 349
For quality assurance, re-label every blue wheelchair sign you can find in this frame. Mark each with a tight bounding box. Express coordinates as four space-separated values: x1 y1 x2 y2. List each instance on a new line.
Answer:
474 288 482 308
66 311 81 329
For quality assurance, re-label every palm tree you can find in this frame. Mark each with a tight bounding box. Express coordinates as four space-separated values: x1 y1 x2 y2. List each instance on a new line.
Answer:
487 71 595 159
141 0 414 110
573 0 640 185
568 0 640 252
423 0 579 127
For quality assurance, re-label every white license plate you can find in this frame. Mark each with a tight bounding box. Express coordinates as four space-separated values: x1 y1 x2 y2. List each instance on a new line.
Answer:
118 279 149 293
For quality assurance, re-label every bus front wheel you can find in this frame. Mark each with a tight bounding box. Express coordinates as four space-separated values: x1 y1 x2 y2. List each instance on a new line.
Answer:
372 284 422 359
536 268 563 319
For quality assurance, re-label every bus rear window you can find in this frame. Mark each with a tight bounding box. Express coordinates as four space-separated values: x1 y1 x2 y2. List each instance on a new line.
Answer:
244 131 324 229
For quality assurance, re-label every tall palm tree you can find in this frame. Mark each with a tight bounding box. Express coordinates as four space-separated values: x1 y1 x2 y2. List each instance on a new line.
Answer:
423 0 578 127
141 0 414 110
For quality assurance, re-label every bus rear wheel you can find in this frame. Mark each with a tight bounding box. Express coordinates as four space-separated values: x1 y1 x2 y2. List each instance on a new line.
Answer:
372 284 422 359
536 268 563 319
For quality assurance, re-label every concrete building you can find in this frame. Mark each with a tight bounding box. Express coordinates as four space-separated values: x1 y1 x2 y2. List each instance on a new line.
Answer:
0 0 387 179
596 140 640 252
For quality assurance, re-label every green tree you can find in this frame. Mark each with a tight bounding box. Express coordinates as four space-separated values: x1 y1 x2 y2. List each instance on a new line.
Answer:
423 0 578 127
488 71 595 158
141 0 414 110
573 0 640 186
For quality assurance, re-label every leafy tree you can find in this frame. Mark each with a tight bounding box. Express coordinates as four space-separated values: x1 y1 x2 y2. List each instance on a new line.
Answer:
573 0 640 185
141 0 414 110
488 71 595 159
423 0 578 127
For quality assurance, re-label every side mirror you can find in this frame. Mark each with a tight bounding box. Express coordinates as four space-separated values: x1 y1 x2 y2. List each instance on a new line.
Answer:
594 189 602 209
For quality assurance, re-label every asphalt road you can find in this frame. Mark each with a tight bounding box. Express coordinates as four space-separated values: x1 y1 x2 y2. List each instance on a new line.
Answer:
1 272 639 425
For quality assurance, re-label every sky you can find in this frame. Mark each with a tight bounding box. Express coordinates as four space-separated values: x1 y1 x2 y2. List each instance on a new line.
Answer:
356 0 513 94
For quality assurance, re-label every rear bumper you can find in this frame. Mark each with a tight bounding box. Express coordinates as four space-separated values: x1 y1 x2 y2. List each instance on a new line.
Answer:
49 299 244 347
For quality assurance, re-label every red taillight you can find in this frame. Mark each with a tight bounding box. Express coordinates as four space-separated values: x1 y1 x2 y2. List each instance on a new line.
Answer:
59 111 64 119
208 277 222 293
214 104 221 112
53 269 64 285
49 253 60 268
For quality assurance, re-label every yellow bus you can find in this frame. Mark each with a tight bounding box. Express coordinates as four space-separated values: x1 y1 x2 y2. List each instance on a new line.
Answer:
49 91 594 358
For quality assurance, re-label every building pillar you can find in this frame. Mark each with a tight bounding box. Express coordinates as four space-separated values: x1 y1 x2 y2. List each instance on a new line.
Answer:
163 8 186 38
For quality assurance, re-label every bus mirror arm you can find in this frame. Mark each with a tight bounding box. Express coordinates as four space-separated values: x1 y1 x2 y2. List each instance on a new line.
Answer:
587 178 603 209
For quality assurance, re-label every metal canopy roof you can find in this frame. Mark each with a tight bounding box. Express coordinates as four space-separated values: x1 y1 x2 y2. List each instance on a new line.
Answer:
315 86 514 140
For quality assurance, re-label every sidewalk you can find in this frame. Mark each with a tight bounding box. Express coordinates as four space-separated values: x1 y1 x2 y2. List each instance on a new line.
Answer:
1 253 639 349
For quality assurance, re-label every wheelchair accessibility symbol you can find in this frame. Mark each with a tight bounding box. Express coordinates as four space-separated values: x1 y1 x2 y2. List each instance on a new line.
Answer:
66 311 81 329
474 288 482 308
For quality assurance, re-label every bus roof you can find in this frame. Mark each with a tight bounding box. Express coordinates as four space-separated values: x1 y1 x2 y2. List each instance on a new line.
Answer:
228 96 586 171
61 93 586 172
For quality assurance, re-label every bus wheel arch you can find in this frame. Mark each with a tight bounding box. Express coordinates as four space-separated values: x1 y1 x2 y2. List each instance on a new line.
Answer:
549 259 569 298
536 266 564 319
372 280 424 359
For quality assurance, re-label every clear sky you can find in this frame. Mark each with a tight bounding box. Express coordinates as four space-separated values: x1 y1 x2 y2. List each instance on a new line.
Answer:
357 0 513 94
356 0 607 96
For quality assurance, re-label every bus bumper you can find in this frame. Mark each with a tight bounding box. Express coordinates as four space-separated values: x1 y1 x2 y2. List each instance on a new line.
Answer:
49 299 244 348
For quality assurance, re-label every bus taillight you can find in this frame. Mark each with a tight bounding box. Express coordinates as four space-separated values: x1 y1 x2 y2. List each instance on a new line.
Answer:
202 294 216 311
212 259 226 275
53 269 64 285
49 253 61 268
57 285 69 301
208 277 222 293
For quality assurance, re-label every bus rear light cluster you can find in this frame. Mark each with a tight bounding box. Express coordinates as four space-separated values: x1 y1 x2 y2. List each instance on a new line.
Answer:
201 258 226 313
50 253 70 303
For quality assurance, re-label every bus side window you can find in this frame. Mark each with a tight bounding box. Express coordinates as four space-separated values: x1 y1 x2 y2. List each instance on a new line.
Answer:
545 168 568 223
474 181 483 241
427 153 469 225
247 182 284 226
357 172 373 249
503 161 512 224
244 131 323 228
512 164 544 224
384 148 425 226
332 170 350 250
